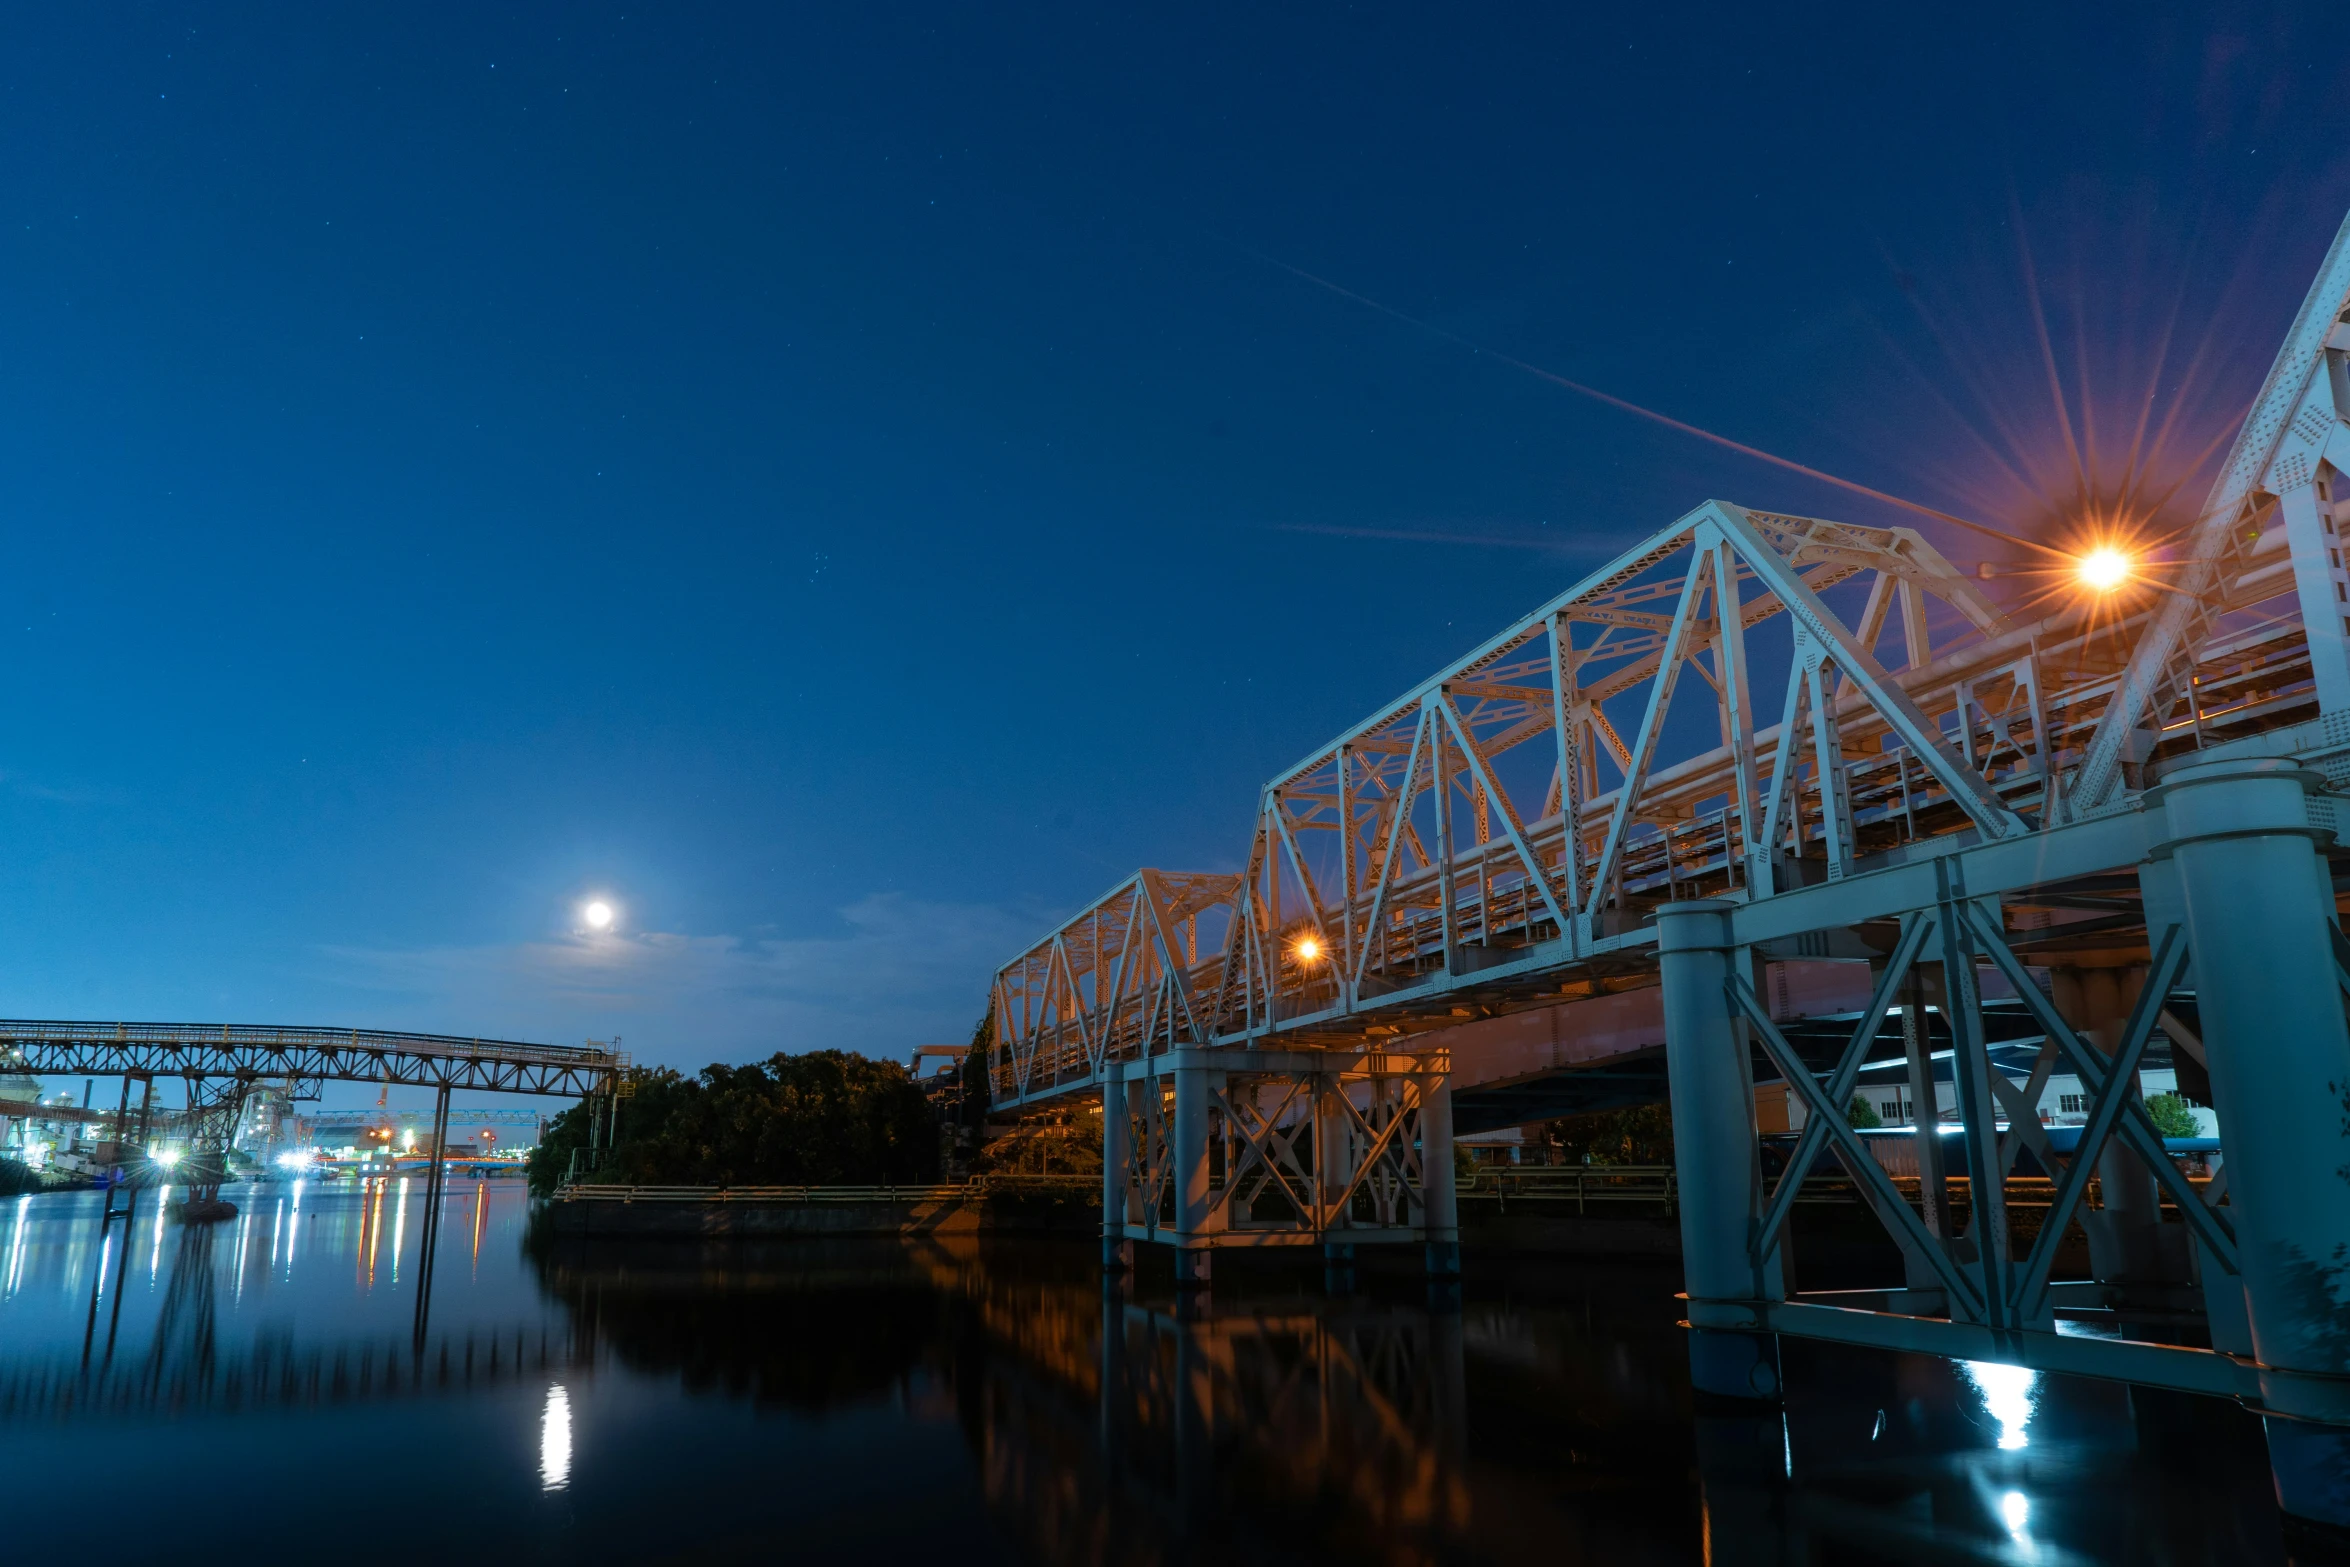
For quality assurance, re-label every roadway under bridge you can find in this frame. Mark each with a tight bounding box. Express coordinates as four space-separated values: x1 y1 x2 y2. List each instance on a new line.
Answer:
985 204 2350 1527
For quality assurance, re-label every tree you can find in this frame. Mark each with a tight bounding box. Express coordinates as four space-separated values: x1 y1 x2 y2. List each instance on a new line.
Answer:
957 1011 993 1132
1846 1094 1883 1129
1544 1102 1675 1166
528 1051 942 1194
2143 1091 2200 1140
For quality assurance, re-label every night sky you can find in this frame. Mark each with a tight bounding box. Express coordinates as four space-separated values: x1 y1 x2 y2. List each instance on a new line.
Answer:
2 5 2343 1087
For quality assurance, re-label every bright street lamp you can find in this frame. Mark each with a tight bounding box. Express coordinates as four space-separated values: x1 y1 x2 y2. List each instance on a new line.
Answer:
2076 547 2131 592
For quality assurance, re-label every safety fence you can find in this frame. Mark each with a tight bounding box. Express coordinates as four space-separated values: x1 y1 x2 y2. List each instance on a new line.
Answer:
1457 1165 2218 1220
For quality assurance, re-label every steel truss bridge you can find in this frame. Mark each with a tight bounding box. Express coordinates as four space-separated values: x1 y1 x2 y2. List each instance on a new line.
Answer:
0 1021 623 1098
988 206 2350 1524
2 1022 623 1345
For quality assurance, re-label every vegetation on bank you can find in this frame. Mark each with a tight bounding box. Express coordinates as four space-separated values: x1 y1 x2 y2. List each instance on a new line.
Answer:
2141 1091 2200 1140
528 1049 940 1195
1540 1103 1676 1166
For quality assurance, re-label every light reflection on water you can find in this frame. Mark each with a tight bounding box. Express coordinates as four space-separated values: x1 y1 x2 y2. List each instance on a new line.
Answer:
1960 1358 2041 1450
0 1185 2299 1563
541 1382 574 1491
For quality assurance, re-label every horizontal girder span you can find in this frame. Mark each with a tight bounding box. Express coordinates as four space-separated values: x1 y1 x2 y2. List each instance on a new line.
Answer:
0 1020 622 1098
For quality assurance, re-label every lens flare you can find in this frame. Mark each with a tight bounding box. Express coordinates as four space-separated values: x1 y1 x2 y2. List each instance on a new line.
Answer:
2076 546 2131 591
1294 936 1323 963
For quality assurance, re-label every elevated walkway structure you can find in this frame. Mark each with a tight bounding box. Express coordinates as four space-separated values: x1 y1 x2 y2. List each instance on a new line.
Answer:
989 205 2350 1526
3 1022 626 1346
0 1021 622 1097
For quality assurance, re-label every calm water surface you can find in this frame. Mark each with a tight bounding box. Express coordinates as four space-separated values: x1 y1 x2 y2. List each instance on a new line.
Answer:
0 1181 2302 1563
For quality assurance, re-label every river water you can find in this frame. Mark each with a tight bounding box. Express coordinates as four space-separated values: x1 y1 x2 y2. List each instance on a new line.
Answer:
0 1180 2304 1563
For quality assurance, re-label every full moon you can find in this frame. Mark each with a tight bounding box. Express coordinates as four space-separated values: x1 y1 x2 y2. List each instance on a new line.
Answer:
584 901 614 930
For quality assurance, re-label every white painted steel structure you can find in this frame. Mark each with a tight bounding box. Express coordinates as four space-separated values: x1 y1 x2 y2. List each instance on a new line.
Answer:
990 204 2350 1525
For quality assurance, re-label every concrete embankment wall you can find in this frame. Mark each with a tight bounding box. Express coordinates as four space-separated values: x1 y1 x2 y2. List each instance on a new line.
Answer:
545 1195 1097 1239
544 1192 2025 1290
548 1192 1704 1256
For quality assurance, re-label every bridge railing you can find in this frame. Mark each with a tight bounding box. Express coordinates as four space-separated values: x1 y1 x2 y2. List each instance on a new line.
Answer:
1456 1164 2219 1219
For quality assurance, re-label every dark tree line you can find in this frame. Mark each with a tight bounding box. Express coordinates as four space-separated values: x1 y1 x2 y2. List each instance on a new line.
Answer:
528 1049 940 1194
1541 1103 1676 1165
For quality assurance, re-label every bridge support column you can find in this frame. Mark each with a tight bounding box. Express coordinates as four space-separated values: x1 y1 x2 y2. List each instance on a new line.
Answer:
1318 1072 1357 1292
2139 856 2256 1354
2156 756 2350 1530
1658 899 1782 1401
1171 1060 1215 1289
1321 1240 1356 1294
2049 959 2181 1292
413 1083 452 1348
1420 1073 1460 1280
1100 1076 1133 1273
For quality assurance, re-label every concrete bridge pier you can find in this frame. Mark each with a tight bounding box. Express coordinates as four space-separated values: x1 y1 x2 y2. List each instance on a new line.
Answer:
1420 1076 1461 1280
1318 1073 1358 1292
1658 899 1783 1401
1100 1077 1134 1274
2156 756 2350 1531
2047 959 2182 1293
1171 1060 1216 1290
1321 1240 1357 1295
2058 963 2180 1296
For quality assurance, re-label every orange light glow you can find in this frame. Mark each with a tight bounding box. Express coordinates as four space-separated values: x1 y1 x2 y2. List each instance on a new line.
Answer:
1294 936 1323 963
2076 547 2131 592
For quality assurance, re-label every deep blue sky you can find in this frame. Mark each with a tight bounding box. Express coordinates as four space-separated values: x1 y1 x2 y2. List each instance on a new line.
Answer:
2 4 2344 1093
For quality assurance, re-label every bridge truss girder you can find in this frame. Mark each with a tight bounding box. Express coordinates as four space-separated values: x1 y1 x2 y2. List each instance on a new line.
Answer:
995 485 2326 1112
0 1022 624 1098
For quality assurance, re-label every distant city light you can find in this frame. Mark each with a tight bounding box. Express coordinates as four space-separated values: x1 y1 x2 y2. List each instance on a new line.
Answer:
583 900 615 930
276 1148 315 1171
153 1148 182 1169
2076 546 2131 592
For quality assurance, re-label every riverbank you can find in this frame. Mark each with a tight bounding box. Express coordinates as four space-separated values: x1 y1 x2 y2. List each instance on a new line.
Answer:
544 1174 2100 1287
543 1179 1100 1238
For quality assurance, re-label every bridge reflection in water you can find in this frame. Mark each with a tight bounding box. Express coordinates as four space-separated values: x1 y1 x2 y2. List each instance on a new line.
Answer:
979 1296 1472 1563
0 1182 585 1424
2 1194 2289 1563
522 1236 2286 1565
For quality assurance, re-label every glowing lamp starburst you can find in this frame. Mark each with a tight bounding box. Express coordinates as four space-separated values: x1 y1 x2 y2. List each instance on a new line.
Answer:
1294 936 1323 963
2076 547 2131 592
